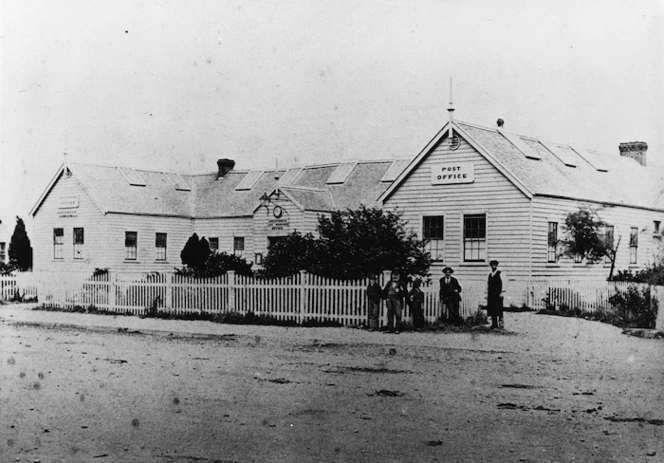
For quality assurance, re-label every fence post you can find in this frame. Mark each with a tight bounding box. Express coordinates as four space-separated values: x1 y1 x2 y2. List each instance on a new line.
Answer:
165 273 173 310
228 271 236 313
108 271 117 311
299 270 308 325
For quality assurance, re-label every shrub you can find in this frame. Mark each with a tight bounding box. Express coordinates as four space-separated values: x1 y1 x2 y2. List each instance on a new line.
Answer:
608 284 658 329
176 251 254 278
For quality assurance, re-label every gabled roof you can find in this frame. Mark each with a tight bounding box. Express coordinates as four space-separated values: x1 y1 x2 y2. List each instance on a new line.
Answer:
31 158 410 219
380 120 664 211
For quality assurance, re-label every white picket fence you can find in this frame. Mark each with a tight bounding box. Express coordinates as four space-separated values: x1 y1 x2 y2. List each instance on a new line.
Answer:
2 271 661 328
2 271 486 327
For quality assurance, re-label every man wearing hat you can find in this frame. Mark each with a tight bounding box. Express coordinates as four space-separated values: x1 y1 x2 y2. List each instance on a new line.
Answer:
439 266 462 324
382 267 407 333
487 260 504 328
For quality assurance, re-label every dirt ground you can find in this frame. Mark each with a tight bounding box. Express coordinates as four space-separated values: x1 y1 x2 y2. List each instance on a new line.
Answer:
1 304 663 463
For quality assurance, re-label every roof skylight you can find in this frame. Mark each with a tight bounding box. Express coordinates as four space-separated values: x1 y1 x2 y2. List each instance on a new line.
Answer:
326 162 357 184
235 171 264 191
117 166 147 186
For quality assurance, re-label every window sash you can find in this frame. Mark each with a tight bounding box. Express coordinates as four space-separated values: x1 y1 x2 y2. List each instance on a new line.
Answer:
463 215 486 261
547 222 558 263
423 216 444 240
155 233 167 261
209 238 219 252
604 226 614 263
125 232 138 260
73 228 84 260
234 237 245 253
53 228 64 259
629 227 638 264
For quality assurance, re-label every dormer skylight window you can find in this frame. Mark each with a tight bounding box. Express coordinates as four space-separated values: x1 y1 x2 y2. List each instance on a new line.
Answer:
381 160 410 182
498 130 542 160
572 148 609 172
235 171 264 191
326 162 357 184
118 166 147 186
278 168 302 186
163 172 191 191
540 142 579 168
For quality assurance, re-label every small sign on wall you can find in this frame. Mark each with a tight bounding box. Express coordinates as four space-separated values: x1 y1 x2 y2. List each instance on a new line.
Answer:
58 195 79 209
431 163 474 185
269 218 290 231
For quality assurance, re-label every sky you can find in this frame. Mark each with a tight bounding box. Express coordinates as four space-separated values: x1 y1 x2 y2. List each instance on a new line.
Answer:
1 0 663 235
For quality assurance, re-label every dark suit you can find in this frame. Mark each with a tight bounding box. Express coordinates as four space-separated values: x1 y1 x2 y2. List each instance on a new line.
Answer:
439 276 462 323
487 270 503 327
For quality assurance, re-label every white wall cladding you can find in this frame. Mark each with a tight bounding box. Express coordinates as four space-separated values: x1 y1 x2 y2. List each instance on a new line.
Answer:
102 214 194 273
384 136 532 284
196 217 253 257
32 173 109 274
531 196 664 280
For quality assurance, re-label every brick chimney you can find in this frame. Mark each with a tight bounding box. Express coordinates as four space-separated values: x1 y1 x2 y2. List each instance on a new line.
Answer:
619 142 647 167
217 159 235 178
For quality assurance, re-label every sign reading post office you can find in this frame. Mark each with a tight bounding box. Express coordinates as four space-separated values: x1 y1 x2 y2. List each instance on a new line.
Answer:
430 163 474 185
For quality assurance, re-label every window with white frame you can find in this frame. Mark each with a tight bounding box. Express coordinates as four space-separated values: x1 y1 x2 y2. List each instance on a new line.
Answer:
604 225 614 264
155 233 167 261
53 228 64 259
547 222 558 263
73 228 84 259
463 214 486 262
0 242 5 263
233 237 245 255
125 231 138 260
422 215 444 260
208 237 219 253
629 227 638 264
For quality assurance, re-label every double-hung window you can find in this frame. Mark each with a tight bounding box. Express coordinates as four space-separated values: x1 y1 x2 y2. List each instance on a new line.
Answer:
73 228 84 259
234 237 245 255
53 228 64 259
155 233 167 261
547 222 558 263
629 227 638 264
208 237 219 253
423 216 444 260
463 214 486 262
604 225 615 264
125 231 138 260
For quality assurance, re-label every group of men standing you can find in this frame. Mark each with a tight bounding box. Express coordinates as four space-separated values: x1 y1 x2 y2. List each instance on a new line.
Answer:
366 261 505 332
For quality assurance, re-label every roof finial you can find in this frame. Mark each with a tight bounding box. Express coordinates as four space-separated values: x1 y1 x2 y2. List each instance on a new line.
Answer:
447 77 455 138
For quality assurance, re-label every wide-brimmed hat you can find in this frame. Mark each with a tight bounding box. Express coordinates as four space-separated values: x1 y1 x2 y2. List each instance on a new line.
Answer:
391 267 402 274
442 266 454 274
489 260 499 266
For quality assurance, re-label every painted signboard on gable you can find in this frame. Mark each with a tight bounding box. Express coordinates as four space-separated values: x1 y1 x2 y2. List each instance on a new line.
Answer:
431 163 474 185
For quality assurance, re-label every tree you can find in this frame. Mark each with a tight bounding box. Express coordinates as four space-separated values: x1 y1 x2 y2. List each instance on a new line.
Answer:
261 206 431 280
560 207 620 278
8 216 32 271
180 233 210 268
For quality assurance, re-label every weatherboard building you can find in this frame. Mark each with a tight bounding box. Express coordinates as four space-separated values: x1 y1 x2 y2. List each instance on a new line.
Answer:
30 119 664 298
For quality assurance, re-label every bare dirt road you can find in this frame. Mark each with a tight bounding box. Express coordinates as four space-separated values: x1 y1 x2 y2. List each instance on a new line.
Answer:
1 305 663 463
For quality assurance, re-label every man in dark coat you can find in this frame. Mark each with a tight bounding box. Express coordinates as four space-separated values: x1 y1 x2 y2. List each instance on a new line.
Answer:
439 267 462 324
487 260 504 328
382 268 408 333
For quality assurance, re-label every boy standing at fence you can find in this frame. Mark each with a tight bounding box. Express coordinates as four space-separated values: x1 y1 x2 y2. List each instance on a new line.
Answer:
366 275 382 331
408 278 425 330
383 268 407 333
